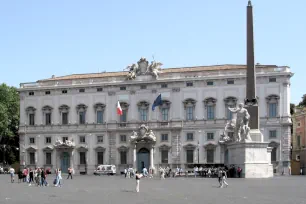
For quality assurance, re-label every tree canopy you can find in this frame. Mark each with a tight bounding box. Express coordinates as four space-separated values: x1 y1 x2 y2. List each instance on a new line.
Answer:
0 83 19 165
298 94 306 107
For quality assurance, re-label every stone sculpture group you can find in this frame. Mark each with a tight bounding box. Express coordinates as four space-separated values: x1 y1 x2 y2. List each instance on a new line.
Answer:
130 124 157 143
219 103 252 144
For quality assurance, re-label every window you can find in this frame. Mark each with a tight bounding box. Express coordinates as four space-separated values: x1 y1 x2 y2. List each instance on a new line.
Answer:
79 111 86 124
161 150 168 163
269 103 277 117
187 133 194 141
120 110 127 122
79 89 85 93
120 86 126 90
271 148 277 162
97 136 103 143
62 90 68 94
297 136 301 148
97 88 103 92
120 151 127 164
186 82 193 87
207 133 214 140
45 91 51 95
120 135 127 142
140 85 147 89
186 106 194 120
29 114 35 126
269 130 277 138
97 152 103 164
269 78 276 82
45 113 51 125
207 105 215 120
80 152 86 165
62 112 68 125
161 108 169 121
79 136 86 143
46 152 52 165
29 137 35 144
227 79 234 84
139 109 147 121
161 134 168 142
29 92 34 96
186 150 194 163
207 149 214 163
161 84 168 88
298 123 301 127
29 152 35 164
207 81 214 86
62 137 68 143
45 137 51 144
97 111 103 124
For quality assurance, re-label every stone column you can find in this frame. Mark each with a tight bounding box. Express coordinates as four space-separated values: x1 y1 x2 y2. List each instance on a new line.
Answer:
150 146 154 169
133 144 137 169
70 150 74 169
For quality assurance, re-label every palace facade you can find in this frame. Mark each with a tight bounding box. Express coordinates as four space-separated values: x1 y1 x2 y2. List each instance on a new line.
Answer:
18 59 293 174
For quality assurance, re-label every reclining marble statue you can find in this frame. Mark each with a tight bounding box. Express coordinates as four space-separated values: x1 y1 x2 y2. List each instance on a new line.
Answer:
219 103 252 143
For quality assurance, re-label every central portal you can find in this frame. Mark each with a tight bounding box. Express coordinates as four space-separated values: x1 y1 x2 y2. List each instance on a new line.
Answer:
61 152 70 173
137 148 150 172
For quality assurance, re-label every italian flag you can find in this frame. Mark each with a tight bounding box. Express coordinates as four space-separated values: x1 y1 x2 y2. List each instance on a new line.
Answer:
117 101 123 115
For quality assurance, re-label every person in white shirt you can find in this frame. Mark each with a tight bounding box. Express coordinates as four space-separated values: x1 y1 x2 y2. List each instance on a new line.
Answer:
124 168 127 178
9 167 15 183
194 166 199 178
220 169 229 188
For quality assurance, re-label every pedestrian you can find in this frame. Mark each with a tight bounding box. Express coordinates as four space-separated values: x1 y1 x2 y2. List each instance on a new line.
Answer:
220 169 229 188
18 169 23 183
135 171 142 193
29 168 34 186
41 168 46 187
124 168 127 178
9 167 15 183
67 167 73 179
55 169 62 187
217 168 222 186
237 166 242 178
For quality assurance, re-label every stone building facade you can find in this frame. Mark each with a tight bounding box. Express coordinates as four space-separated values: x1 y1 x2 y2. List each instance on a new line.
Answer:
18 59 293 174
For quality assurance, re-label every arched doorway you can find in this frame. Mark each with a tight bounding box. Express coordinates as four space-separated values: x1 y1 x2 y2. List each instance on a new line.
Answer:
61 152 70 173
137 148 150 172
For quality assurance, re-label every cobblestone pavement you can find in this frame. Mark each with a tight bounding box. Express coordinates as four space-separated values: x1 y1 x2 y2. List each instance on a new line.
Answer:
0 175 305 204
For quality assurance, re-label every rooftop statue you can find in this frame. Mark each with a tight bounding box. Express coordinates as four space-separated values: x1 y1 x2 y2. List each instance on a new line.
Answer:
129 124 156 143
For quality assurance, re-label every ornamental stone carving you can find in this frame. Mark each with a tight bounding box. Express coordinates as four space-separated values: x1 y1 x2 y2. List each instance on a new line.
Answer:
124 57 163 80
129 124 156 143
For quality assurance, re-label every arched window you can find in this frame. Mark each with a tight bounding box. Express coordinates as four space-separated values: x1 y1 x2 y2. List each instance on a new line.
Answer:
26 106 36 126
183 98 197 121
42 105 53 125
119 102 129 123
160 100 171 121
204 97 217 120
224 97 237 120
137 101 150 122
59 105 70 125
266 95 280 118
94 103 106 124
76 104 88 124
269 142 279 162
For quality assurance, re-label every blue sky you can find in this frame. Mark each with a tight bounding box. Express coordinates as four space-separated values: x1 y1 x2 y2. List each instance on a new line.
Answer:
0 0 305 104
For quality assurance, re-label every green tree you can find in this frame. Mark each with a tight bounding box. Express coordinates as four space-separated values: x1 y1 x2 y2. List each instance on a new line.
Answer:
298 94 306 107
0 83 19 165
290 103 295 115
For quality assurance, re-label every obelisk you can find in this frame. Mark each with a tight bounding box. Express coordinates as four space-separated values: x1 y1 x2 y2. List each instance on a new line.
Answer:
245 0 262 141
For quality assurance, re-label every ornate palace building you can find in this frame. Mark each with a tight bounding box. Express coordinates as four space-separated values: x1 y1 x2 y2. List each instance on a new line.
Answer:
18 58 293 174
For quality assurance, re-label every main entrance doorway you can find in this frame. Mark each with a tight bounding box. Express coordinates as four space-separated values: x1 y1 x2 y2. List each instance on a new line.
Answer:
137 148 150 172
61 152 70 173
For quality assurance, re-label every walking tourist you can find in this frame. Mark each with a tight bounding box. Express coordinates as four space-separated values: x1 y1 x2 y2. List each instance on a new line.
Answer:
28 168 34 185
135 171 142 193
67 167 73 179
9 167 15 183
18 169 23 183
194 166 198 178
220 169 229 188
217 168 222 186
124 168 127 178
237 166 242 178
55 169 62 187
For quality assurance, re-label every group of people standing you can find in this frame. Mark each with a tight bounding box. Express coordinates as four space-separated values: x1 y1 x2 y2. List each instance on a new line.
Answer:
8 167 74 187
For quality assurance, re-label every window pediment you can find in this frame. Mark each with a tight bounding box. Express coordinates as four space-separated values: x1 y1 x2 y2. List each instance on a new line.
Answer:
159 144 171 150
59 105 70 111
224 97 237 105
26 106 36 112
76 104 88 111
94 103 106 110
183 98 197 107
266 95 280 102
26 145 38 152
161 100 171 108
137 101 150 108
204 97 217 105
118 145 129 152
95 146 106 152
268 141 279 148
77 145 88 152
203 142 217 149
42 146 54 151
183 143 196 150
42 105 53 111
119 102 129 109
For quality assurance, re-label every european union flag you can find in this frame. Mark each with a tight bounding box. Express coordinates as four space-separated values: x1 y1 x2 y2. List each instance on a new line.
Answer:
152 94 162 111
